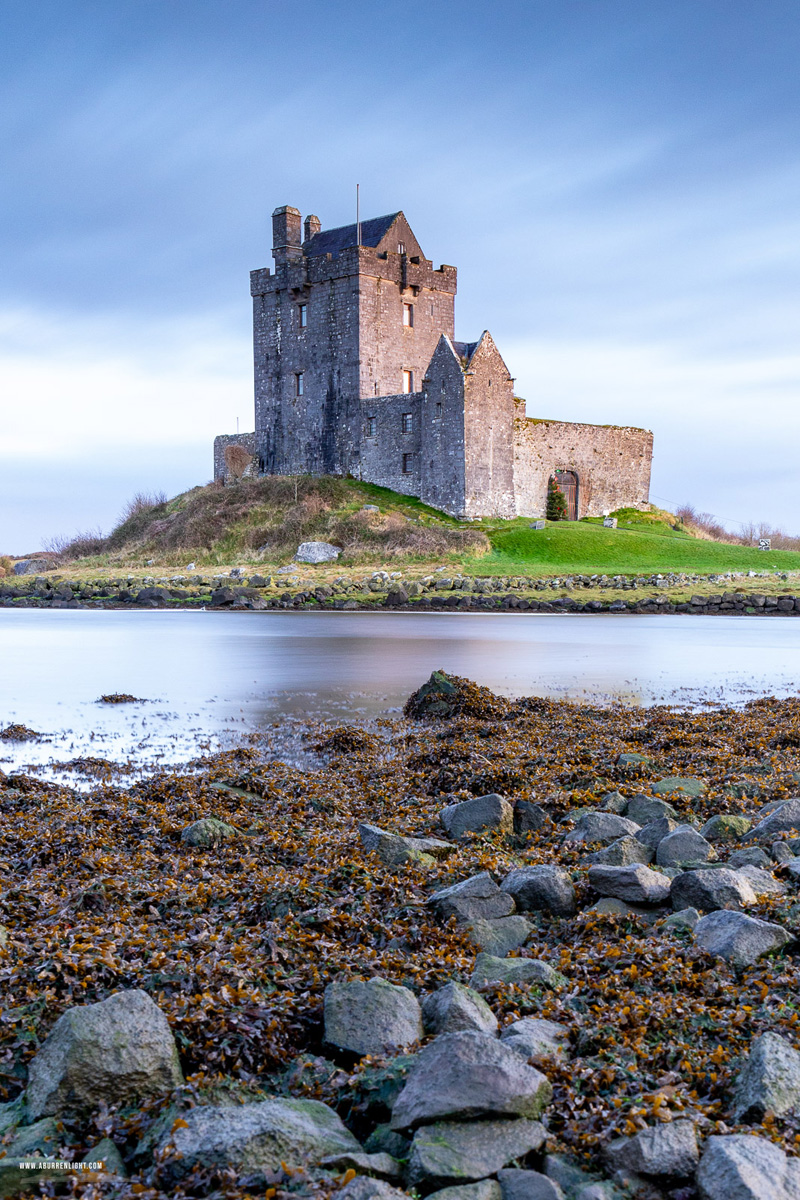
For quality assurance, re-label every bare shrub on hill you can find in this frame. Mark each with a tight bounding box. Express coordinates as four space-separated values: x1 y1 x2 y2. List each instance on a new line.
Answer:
677 504 800 552
41 528 107 561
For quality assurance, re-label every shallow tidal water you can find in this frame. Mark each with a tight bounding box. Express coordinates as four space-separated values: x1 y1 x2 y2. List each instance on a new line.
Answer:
1 608 798 776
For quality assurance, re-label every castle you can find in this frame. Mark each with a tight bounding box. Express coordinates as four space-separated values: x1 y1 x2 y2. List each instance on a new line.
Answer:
214 205 653 519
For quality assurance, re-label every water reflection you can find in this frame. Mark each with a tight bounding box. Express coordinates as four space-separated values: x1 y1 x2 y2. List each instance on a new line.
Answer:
0 609 798 774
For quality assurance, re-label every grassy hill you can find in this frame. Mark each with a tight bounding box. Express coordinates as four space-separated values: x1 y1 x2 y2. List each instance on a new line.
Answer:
27 476 800 578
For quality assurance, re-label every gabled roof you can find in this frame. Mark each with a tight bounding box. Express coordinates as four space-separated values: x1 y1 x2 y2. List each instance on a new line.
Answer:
452 340 479 364
304 212 401 257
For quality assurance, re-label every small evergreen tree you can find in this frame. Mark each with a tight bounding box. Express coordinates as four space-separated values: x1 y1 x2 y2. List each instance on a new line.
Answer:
546 478 568 521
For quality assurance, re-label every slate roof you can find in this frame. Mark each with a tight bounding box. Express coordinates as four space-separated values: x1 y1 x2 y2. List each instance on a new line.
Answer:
304 212 401 257
452 340 479 364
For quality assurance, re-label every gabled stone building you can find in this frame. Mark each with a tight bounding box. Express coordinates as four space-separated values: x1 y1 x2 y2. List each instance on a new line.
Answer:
214 205 653 519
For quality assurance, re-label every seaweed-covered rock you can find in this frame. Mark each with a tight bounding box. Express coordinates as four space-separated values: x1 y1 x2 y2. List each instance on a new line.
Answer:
26 989 183 1119
404 671 508 721
390 1030 552 1132
652 776 706 798
701 815 752 842
359 823 454 866
181 818 239 847
324 978 422 1056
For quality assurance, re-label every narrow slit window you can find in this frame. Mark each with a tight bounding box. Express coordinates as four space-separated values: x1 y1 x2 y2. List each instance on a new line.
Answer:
299 304 307 328
401 412 413 434
397 241 406 254
365 416 376 438
435 401 443 418
403 302 414 327
295 372 304 396
402 370 413 393
402 452 414 474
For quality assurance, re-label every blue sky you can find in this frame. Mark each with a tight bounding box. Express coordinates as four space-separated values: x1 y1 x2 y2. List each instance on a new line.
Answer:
1 0 799 550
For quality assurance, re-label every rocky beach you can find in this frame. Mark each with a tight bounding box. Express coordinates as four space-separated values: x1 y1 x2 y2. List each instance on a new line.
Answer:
2 671 800 1197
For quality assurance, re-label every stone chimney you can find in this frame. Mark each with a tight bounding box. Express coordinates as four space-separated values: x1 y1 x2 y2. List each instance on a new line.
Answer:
272 206 302 264
304 214 321 242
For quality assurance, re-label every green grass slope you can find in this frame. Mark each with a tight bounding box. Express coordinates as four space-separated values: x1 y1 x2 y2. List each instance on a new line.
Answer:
474 517 800 575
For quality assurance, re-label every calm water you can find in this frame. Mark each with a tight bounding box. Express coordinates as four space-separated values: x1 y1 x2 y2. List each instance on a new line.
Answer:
0 609 798 775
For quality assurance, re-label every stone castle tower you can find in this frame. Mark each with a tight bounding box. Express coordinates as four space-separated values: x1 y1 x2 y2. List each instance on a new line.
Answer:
214 205 653 520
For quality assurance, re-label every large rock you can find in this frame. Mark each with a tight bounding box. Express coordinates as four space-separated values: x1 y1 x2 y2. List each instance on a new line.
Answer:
693 910 792 968
496 1169 564 1200
635 816 680 852
729 847 771 869
181 817 239 847
295 541 341 563
428 873 515 923
586 836 654 866
652 776 706 797
154 1096 360 1183
588 864 671 905
467 916 533 957
696 1133 800 1200
604 1119 699 1178
656 826 717 867
670 868 756 912
500 865 576 917
324 977 422 1056
390 1030 552 1132
749 798 800 839
701 815 752 842
625 795 677 824
562 813 641 845
470 954 566 990
359 823 455 867
514 802 549 835
733 1031 800 1121
735 864 786 897
26 989 183 1119
441 794 514 840
422 982 498 1036
500 1018 570 1063
337 1180 407 1200
408 1118 546 1188
428 1183 502 1200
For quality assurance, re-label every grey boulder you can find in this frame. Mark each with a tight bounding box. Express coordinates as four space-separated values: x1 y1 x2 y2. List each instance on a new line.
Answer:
422 982 499 1036
26 989 183 1119
514 802 549 835
181 817 239 847
585 836 654 867
336 1180 407 1200
625 795 677 824
441 794 514 839
635 816 680 852
390 1030 552 1131
733 1031 800 1121
500 865 577 917
696 1133 800 1200
604 1119 699 1178
693 910 792 968
428 873 515 923
749 798 800 839
324 977 422 1056
656 826 717 867
735 864 786 897
588 864 671 905
359 823 455 866
427 1183 502 1200
295 541 341 563
467 916 533 957
470 953 567 990
496 1168 564 1200
729 847 771 869
408 1118 546 1188
501 1018 570 1063
562 813 641 845
154 1096 360 1182
670 868 756 912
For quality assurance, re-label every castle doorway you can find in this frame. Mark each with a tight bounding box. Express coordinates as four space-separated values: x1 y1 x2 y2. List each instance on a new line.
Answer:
553 470 578 520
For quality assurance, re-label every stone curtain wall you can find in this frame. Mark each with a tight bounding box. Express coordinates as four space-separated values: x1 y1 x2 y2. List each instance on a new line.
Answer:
213 433 257 482
513 413 653 518
462 333 517 518
359 392 423 496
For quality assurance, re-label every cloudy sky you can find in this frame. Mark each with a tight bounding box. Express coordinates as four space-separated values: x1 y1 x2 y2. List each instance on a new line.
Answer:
1 0 799 551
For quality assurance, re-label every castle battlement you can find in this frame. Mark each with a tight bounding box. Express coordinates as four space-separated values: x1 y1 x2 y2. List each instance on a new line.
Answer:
216 204 653 520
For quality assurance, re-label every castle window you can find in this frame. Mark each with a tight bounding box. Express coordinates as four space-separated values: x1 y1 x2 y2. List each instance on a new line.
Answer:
365 416 376 438
435 401 443 418
403 302 414 327
397 241 406 255
299 304 307 328
401 412 413 434
402 452 414 474
402 370 413 393
295 372 304 396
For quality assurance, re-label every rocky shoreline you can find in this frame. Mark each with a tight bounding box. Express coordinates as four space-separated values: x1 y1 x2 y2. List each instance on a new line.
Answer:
3 569 800 616
2 671 800 1197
